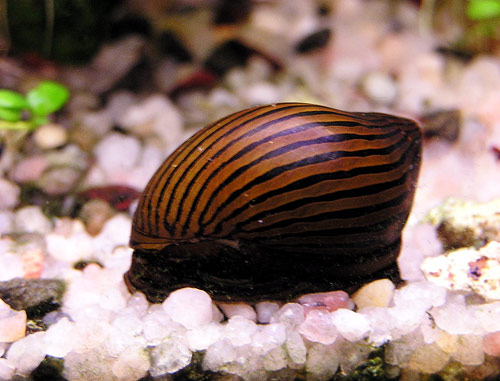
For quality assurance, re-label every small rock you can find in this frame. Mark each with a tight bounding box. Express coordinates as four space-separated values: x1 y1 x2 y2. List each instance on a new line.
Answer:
149 338 192 376
0 358 15 380
218 302 257 322
37 166 82 195
255 301 280 324
44 317 75 357
223 315 258 347
94 132 142 178
408 343 450 374
251 323 286 355
111 345 149 381
306 343 339 379
11 155 49 183
451 335 484 366
5 331 46 376
330 309 371 342
162 288 213 329
79 199 115 236
483 331 500 357
352 279 395 308
186 322 222 351
0 253 24 281
0 211 13 234
0 179 19 210
0 298 26 342
0 278 66 319
298 310 338 345
270 303 305 328
33 124 68 150
13 206 52 235
297 290 352 314
361 71 398 105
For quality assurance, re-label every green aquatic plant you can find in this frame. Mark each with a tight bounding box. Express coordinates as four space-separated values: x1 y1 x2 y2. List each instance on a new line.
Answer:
0 80 69 131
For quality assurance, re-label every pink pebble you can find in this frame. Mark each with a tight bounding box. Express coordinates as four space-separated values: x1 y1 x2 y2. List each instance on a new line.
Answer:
12 156 48 183
483 331 500 357
297 291 352 314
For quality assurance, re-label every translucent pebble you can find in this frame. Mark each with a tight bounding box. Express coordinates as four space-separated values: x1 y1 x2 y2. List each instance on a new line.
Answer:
0 211 13 235
44 317 75 357
149 338 192 376
432 295 482 335
335 340 373 374
203 339 237 371
331 309 371 342
0 358 15 380
111 345 149 381
255 301 280 324
186 322 223 351
112 315 143 336
0 299 26 343
270 303 305 328
473 302 500 333
218 302 257 322
451 335 484 366
262 346 288 371
352 279 395 308
6 331 46 376
306 343 339 380
393 281 447 311
408 343 450 373
162 288 213 329
143 309 183 344
223 315 258 347
251 323 286 355
483 331 500 357
358 306 395 345
435 330 458 354
385 329 425 367
123 292 149 317
298 310 338 345
285 330 307 365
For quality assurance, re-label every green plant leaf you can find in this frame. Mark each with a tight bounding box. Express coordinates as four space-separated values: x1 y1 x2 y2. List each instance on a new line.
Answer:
0 89 29 110
26 81 70 116
0 107 23 122
467 0 500 20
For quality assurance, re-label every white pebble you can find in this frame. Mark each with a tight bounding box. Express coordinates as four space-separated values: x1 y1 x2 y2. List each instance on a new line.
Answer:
44 317 75 357
408 343 450 374
186 322 223 351
262 346 288 371
13 205 52 234
0 358 15 380
203 338 237 371
331 309 371 342
162 288 213 329
6 331 46 376
111 345 149 381
223 316 258 347
362 71 398 104
473 302 500 332
255 301 281 324
0 211 13 234
0 299 26 343
94 132 142 177
270 303 305 328
0 253 24 281
432 295 482 335
0 179 19 210
33 123 68 149
285 330 307 365
306 343 339 380
251 323 286 355
149 339 192 376
298 310 338 345
218 302 257 322
451 335 484 366
46 219 93 262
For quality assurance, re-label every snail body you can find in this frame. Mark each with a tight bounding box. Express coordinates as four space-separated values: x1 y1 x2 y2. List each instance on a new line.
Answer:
125 103 422 303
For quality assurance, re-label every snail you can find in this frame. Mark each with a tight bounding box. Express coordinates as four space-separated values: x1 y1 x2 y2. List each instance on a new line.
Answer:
124 103 422 303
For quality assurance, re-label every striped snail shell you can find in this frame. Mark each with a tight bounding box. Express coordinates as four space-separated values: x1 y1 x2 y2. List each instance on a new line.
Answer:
125 103 422 303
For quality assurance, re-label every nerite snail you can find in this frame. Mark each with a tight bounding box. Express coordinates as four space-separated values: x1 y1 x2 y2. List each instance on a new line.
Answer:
124 103 422 303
